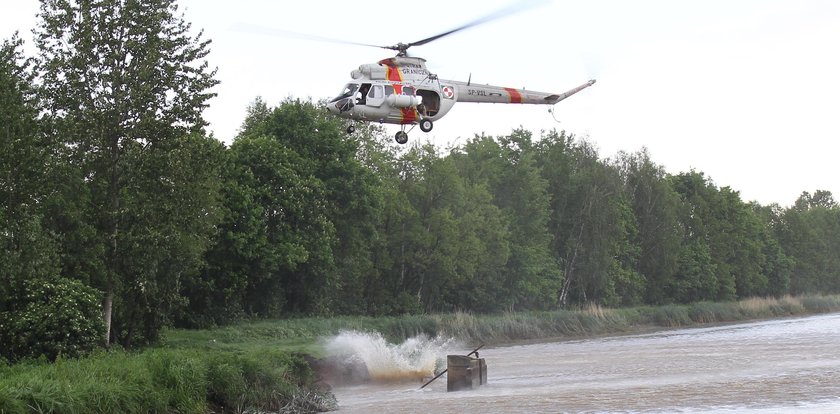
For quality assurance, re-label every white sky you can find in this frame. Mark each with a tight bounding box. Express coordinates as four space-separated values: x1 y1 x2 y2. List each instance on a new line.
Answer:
3 0 839 207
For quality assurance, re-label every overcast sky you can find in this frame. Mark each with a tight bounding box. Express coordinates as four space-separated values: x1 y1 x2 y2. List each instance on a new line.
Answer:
3 0 838 207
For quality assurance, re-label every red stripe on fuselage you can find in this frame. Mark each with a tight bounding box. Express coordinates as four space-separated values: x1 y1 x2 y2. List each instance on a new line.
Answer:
379 58 417 124
380 58 403 82
400 108 417 124
504 87 523 103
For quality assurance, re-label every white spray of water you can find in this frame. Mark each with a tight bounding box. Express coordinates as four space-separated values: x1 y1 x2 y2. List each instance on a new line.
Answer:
325 330 458 382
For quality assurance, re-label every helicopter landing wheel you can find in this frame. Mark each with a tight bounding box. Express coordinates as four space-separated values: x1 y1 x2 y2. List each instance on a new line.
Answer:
395 131 409 144
346 125 355 134
419 119 433 133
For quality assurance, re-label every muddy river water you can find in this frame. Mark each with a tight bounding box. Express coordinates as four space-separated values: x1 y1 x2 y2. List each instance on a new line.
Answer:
332 313 840 413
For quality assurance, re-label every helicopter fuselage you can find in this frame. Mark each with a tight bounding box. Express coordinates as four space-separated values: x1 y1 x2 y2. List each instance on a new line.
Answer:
327 56 595 143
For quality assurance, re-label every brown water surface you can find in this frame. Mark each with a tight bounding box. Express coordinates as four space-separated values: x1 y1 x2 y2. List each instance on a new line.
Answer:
333 313 840 413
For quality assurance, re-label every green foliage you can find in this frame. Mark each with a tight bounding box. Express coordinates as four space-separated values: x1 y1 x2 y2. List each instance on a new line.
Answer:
1 35 62 316
454 131 559 310
668 172 775 302
186 97 391 324
613 149 682 304
537 136 639 307
0 277 105 362
778 191 840 294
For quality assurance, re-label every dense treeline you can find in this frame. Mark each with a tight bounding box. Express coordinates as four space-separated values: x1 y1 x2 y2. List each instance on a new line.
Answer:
3 0 840 361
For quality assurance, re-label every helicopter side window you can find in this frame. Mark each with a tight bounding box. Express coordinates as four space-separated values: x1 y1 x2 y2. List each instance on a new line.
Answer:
384 85 394 96
368 85 384 99
367 85 385 107
402 85 416 96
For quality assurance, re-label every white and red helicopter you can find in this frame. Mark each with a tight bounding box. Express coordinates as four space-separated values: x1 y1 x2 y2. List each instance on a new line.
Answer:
329 52 595 144
249 4 596 144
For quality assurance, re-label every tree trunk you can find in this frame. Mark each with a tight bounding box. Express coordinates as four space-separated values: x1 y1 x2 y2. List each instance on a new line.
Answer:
102 286 113 346
104 133 120 346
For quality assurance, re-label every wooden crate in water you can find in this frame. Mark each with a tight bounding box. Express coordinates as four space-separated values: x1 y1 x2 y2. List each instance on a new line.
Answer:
446 355 487 392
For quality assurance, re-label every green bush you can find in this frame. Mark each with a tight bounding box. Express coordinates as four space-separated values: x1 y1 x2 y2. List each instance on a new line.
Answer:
0 277 105 362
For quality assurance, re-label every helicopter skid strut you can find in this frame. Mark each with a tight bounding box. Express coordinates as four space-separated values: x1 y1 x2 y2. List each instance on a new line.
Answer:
395 124 415 144
394 118 433 144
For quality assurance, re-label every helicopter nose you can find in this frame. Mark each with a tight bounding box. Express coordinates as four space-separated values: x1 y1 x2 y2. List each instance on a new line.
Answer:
327 103 339 115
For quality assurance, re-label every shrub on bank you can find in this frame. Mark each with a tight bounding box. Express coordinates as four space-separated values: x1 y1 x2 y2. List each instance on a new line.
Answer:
0 277 105 362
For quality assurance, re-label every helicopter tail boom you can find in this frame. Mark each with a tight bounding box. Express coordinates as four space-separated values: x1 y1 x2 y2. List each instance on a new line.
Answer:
544 79 596 104
451 79 595 105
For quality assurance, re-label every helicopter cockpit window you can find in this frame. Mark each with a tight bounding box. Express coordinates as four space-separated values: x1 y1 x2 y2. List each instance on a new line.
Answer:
331 83 358 102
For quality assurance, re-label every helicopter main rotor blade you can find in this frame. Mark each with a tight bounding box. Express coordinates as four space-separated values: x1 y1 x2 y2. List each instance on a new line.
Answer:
400 0 549 50
231 22 382 49
235 0 548 56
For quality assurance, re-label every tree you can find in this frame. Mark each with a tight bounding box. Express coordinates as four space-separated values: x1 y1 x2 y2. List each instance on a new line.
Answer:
613 149 681 304
537 134 641 306
669 172 769 302
345 123 415 315
459 130 561 309
1 34 60 315
780 191 840 293
390 144 512 313
751 203 792 296
35 0 219 345
717 188 766 298
225 134 333 317
669 172 729 301
236 98 374 315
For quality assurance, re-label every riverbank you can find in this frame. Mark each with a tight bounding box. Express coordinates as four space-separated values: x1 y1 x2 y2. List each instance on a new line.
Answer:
163 294 840 348
2 295 839 413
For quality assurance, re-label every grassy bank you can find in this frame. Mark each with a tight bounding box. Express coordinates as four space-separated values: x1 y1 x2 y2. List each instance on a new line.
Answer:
431 294 840 344
0 347 336 413
2 295 839 413
162 294 840 348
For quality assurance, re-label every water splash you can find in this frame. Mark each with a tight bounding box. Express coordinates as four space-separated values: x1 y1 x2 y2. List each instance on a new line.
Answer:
325 330 457 382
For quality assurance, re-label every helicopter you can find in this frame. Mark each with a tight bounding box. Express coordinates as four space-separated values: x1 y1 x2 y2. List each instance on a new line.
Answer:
321 2 596 144
328 53 595 144
246 3 596 144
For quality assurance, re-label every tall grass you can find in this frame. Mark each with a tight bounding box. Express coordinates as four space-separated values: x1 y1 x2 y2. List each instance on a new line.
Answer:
0 348 336 414
161 294 840 348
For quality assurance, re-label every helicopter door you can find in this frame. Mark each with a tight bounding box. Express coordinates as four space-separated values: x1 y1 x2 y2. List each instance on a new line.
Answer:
367 85 385 107
416 89 440 117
